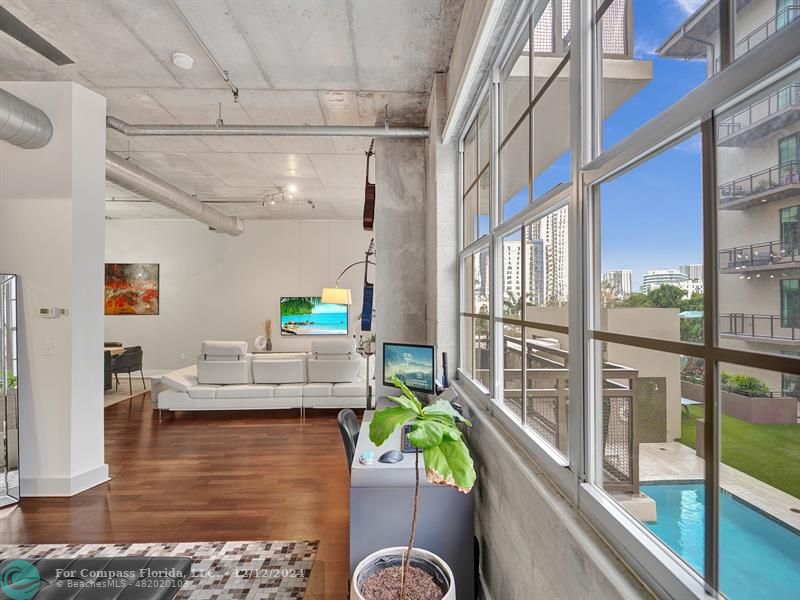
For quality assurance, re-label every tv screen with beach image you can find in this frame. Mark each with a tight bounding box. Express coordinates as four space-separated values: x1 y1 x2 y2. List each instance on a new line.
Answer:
280 297 348 336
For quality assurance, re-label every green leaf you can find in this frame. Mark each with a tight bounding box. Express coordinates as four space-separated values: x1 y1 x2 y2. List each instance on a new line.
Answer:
423 400 472 427
369 406 418 446
390 375 423 413
423 438 476 493
407 420 446 449
387 393 422 415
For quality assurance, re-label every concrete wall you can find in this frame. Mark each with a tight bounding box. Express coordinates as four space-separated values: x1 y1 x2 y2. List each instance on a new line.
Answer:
374 138 427 397
105 219 372 372
0 81 108 496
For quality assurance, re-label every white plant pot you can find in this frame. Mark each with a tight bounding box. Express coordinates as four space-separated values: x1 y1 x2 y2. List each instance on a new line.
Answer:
352 546 455 600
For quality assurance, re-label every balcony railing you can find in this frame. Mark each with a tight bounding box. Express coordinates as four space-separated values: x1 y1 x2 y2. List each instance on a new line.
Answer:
714 7 800 73
720 313 800 342
717 83 800 141
718 161 800 208
719 237 800 271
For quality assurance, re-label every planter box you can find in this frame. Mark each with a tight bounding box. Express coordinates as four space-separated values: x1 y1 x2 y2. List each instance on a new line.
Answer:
681 381 797 424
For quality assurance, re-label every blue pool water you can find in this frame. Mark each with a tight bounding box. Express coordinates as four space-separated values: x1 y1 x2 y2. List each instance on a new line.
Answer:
641 483 800 600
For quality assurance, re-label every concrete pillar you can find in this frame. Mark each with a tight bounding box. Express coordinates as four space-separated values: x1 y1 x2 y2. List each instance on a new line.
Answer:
374 138 427 397
0 82 108 496
425 73 459 375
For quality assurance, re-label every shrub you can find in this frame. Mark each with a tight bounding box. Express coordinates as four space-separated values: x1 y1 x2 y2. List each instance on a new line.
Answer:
721 371 770 397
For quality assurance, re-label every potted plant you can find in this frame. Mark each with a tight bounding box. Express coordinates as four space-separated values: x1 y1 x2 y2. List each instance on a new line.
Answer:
352 376 476 600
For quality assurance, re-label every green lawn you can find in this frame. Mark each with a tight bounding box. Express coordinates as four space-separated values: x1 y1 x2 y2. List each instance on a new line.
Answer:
680 405 800 499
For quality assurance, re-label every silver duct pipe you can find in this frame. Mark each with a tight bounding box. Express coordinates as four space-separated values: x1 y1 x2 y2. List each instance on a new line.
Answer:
107 116 429 138
0 87 53 149
105 151 244 236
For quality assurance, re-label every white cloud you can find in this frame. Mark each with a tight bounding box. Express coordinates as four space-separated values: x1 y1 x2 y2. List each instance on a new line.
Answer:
674 0 706 16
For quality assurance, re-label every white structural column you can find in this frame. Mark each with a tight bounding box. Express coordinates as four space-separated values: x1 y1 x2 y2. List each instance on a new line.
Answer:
425 73 459 373
0 82 108 496
374 137 428 397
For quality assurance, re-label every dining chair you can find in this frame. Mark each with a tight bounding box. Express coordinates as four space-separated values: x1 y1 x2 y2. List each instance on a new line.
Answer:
111 346 146 397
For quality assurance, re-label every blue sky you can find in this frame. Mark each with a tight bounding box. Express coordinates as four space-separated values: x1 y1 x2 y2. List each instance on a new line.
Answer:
501 0 708 289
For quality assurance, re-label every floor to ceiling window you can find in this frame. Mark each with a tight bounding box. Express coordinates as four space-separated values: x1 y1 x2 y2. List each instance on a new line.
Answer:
457 0 800 597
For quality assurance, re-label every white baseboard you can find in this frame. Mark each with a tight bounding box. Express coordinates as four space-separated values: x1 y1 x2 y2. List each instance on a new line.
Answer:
143 369 170 378
21 463 109 497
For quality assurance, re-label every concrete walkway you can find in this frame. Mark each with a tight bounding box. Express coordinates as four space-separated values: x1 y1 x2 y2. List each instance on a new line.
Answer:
640 442 800 531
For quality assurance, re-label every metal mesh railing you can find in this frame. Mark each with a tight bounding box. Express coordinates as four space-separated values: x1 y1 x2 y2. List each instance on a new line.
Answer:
718 83 800 140
719 160 800 204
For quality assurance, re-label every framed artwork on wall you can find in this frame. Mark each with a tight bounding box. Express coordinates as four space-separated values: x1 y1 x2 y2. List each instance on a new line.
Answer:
280 296 348 335
105 263 160 315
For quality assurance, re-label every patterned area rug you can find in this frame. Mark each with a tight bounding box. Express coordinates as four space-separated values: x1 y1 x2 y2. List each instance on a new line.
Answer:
0 540 318 599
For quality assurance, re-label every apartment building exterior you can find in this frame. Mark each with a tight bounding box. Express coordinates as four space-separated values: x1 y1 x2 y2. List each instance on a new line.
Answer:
660 0 800 395
603 269 633 299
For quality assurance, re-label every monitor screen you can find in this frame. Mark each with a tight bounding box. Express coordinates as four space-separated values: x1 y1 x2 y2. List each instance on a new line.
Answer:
383 342 435 394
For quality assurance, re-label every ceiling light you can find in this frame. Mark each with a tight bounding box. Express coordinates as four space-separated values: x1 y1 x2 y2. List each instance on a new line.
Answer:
270 200 276 205
287 184 298 194
172 52 194 70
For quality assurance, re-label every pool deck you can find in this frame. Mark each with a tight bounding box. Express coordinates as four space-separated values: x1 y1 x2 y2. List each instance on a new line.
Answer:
640 442 800 531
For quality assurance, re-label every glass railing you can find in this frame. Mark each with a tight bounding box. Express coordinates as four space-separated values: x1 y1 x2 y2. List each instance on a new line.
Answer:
720 313 800 341
717 83 800 140
714 6 800 73
718 161 800 205
719 237 800 270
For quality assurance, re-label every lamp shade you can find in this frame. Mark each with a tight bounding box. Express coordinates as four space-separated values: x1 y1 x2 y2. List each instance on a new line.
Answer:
321 287 352 305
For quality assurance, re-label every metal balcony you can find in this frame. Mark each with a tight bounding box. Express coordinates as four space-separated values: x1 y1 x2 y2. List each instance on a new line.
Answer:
719 238 800 273
720 313 800 344
717 83 800 147
718 161 800 209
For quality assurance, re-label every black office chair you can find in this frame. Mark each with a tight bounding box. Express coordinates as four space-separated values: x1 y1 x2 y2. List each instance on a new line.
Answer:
111 346 146 397
337 409 360 468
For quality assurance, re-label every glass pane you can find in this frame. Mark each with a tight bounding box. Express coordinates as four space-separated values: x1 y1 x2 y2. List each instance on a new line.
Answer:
501 25 530 139
500 114 530 221
463 184 477 248
716 68 800 356
525 326 569 457
474 248 490 317
473 317 491 388
717 361 800 600
532 56 571 202
462 255 473 314
477 170 491 238
596 341 705 579
464 121 477 187
502 324 524 416
596 133 703 343
461 316 475 376
533 0 554 54
478 98 491 171
502 228 523 319
526 204 569 320
601 0 708 150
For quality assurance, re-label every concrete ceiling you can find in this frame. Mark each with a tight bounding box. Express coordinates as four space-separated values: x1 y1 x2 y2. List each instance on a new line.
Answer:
0 0 464 220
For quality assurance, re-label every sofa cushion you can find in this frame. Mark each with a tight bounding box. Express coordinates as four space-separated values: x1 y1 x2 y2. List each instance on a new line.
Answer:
275 383 304 398
187 385 221 399
252 358 305 384
333 380 365 397
216 384 276 399
311 339 356 356
197 359 251 385
307 358 361 383
157 389 193 409
201 340 248 357
303 382 333 397
162 371 199 393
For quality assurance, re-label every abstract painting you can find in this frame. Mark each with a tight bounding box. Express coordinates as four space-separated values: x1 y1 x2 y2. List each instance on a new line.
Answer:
280 296 348 335
105 263 159 315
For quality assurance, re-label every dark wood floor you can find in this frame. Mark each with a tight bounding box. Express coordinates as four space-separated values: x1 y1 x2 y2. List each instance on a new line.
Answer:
0 394 354 599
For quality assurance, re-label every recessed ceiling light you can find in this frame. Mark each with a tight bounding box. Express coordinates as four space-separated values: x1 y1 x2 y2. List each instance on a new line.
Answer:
287 184 298 194
172 52 194 70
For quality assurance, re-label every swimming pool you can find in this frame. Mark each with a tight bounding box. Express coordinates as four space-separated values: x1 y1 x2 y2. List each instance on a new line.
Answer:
641 483 800 600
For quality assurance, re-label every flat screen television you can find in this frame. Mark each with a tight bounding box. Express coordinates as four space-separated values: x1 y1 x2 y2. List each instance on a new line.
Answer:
280 296 348 336
383 342 435 394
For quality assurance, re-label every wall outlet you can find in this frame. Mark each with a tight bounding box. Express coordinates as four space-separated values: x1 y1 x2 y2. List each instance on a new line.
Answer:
44 342 54 356
179 353 186 360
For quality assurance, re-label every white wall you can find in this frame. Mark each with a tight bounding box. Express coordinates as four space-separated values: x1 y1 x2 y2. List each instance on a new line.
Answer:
105 219 372 372
0 81 107 496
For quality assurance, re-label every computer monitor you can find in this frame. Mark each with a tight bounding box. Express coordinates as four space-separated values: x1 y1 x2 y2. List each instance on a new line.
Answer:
383 342 435 395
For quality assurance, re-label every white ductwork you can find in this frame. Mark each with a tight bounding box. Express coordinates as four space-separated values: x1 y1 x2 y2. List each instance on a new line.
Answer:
107 116 429 138
0 87 53 149
105 151 244 236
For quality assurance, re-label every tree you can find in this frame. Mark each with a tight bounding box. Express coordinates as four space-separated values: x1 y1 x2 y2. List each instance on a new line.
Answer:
647 284 687 308
279 296 320 316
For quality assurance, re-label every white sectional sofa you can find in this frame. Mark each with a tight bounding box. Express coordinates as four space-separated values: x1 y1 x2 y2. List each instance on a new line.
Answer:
156 339 369 417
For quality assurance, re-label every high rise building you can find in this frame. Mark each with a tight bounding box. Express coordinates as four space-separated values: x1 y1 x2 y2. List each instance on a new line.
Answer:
602 269 633 299
678 264 703 281
528 206 569 305
640 269 689 293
